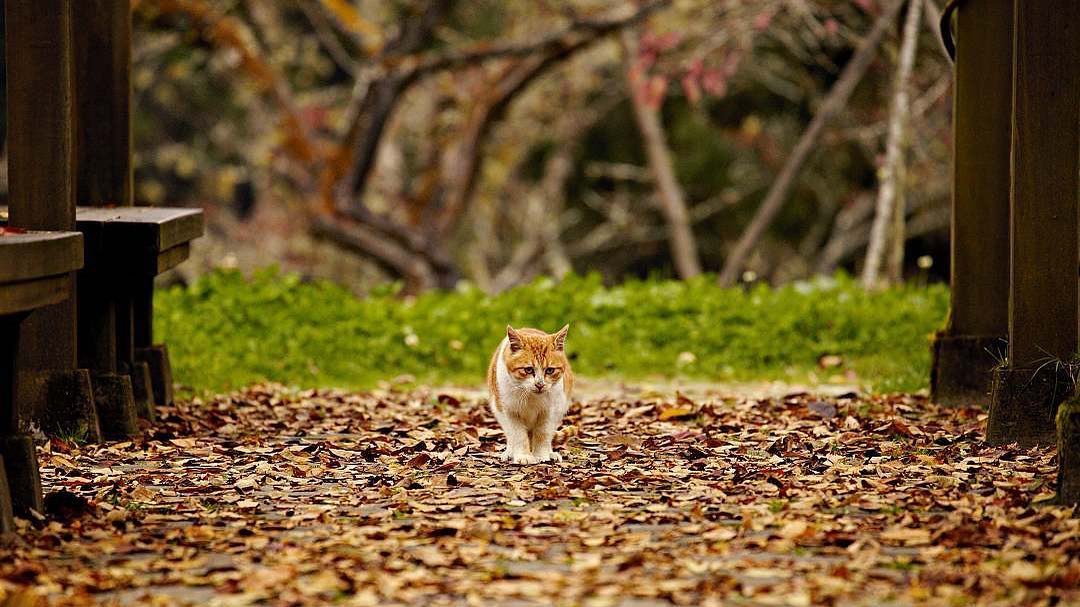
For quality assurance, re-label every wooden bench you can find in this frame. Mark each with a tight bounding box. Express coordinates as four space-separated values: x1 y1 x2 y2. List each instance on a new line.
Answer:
1 206 204 418
0 230 84 533
73 206 204 412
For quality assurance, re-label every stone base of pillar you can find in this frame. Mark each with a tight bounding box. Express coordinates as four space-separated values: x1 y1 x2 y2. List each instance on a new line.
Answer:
129 361 156 421
930 332 1006 408
0 455 17 535
36 370 102 442
136 345 173 407
1055 397 1080 506
0 434 44 518
987 364 1073 447
91 373 139 440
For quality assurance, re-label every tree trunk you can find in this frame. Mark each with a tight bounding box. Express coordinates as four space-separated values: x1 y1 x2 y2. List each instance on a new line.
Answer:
718 0 905 287
921 0 951 60
863 0 922 288
886 173 907 282
621 30 702 280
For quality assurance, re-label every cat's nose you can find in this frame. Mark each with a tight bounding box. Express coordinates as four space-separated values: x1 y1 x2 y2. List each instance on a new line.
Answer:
535 381 546 392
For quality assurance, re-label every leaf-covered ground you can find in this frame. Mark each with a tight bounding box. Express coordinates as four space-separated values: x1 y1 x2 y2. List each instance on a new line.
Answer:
3 384 1078 606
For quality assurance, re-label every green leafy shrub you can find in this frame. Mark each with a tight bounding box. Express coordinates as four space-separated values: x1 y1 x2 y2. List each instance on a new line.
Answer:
156 269 949 393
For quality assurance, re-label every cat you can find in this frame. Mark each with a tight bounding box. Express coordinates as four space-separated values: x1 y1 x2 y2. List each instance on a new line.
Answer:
487 324 573 464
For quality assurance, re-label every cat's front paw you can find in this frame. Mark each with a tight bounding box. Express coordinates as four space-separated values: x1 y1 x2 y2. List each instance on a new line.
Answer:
510 451 539 465
535 450 562 463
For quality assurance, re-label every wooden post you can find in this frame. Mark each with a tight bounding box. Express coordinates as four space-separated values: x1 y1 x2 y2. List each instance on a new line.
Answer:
73 0 132 209
929 0 1012 407
5 0 80 425
73 0 131 371
0 316 22 529
0 1 6 154
987 0 1080 447
0 316 37 518
69 0 145 430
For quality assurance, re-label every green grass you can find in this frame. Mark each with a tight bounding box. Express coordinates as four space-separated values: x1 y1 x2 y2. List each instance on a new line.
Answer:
156 269 949 394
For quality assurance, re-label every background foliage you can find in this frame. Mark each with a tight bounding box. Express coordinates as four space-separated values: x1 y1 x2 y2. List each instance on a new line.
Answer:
107 0 953 292
158 270 948 393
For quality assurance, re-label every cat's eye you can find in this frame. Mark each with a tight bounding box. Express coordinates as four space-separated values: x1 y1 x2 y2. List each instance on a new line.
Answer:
545 367 557 376
521 367 534 375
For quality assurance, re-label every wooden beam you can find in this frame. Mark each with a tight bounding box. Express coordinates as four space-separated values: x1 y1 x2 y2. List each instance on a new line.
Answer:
5 0 78 378
1006 0 1080 368
0 232 83 283
929 0 1013 407
70 0 133 376
5 0 75 230
987 0 1080 447
948 0 1011 338
72 0 132 207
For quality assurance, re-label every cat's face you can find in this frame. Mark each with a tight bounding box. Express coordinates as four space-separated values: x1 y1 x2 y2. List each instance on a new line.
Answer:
503 325 569 395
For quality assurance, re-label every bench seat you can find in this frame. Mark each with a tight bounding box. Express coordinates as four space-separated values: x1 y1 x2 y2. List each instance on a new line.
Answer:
74 206 203 275
0 231 84 315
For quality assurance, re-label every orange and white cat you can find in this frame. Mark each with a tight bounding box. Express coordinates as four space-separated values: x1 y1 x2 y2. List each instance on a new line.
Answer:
487 325 574 465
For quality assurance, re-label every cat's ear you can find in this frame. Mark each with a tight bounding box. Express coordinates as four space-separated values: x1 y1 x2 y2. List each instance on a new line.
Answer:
506 325 523 352
553 324 569 351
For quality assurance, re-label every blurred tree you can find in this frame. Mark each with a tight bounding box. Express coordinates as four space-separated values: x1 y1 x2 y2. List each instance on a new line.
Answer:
622 28 702 279
120 0 953 292
862 0 922 288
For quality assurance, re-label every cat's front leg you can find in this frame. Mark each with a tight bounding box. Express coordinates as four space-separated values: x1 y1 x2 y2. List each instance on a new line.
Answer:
497 413 537 465
531 418 564 463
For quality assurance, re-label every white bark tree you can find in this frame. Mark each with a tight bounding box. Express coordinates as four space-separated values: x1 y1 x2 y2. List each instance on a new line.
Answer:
862 0 923 288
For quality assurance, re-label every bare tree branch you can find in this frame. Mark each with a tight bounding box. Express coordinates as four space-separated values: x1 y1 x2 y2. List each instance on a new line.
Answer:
490 147 575 291
621 29 703 279
921 0 952 61
385 0 670 81
314 0 384 53
310 216 438 294
818 203 948 272
323 0 457 215
295 0 358 75
420 2 672 244
717 0 906 286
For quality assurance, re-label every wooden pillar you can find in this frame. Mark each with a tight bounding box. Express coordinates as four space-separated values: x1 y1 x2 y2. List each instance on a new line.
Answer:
5 0 75 234
930 0 1012 407
987 0 1080 447
0 1 6 154
73 0 132 208
72 0 132 375
5 0 78 425
68 0 141 435
0 317 22 529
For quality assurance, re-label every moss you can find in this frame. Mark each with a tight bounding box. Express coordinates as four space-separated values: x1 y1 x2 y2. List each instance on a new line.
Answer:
1057 397 1080 428
1056 395 1080 506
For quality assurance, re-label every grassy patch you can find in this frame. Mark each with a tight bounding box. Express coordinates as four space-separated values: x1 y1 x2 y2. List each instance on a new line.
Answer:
156 269 948 393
